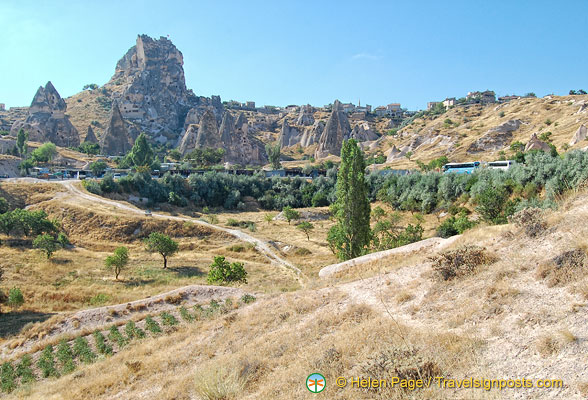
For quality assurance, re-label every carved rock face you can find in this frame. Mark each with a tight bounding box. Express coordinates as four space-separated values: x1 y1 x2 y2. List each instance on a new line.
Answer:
278 119 302 148
99 102 133 155
219 112 267 165
467 119 523 153
315 102 351 159
11 81 80 147
107 35 195 138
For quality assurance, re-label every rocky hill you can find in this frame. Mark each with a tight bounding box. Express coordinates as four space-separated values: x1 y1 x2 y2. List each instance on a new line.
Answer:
5 34 588 167
375 94 588 168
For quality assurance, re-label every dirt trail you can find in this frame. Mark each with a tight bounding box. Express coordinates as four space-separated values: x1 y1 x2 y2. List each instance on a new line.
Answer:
57 180 303 278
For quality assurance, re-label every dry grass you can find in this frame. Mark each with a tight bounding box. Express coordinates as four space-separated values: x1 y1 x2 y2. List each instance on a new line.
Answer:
430 245 497 281
5 289 482 400
536 248 587 287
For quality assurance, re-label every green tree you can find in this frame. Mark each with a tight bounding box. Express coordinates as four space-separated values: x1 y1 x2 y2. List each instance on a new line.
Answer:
104 246 129 280
7 288 24 309
89 160 107 177
264 213 275 225
476 186 509 224
129 133 154 168
33 234 60 259
328 139 371 261
167 149 182 161
30 143 57 163
207 256 247 284
82 83 98 90
16 129 27 157
144 232 178 269
18 159 33 176
282 206 300 225
296 221 314 240
0 198 8 214
265 144 281 170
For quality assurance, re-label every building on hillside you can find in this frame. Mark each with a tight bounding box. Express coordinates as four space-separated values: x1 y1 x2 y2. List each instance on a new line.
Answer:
374 106 387 117
386 103 401 112
498 95 520 103
0 104 5 111
245 101 256 109
427 101 441 110
443 97 456 108
466 90 496 104
341 103 355 113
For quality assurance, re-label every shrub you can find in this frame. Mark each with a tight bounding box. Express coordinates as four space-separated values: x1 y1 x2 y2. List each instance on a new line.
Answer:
108 325 128 348
145 316 162 334
240 294 256 304
475 186 509 224
73 337 96 364
430 246 496 281
7 287 24 309
207 256 248 284
56 339 76 374
436 218 459 238
15 355 35 384
38 345 59 378
179 306 195 322
1 362 16 393
509 208 546 237
160 312 179 326
89 293 111 306
124 320 146 340
82 179 102 195
93 330 113 355
537 249 586 287
282 206 300 225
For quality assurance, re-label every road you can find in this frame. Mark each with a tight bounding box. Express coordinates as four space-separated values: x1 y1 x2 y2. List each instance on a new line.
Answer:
55 180 303 277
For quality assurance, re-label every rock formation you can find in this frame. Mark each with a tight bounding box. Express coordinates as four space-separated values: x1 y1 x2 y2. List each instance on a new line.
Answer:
385 145 403 162
107 35 197 137
315 101 351 159
300 121 323 147
195 109 220 148
84 125 98 144
178 124 198 156
183 95 224 130
296 105 315 126
99 102 133 155
218 112 267 165
525 133 552 152
278 119 302 148
349 122 378 142
467 119 522 153
569 124 587 146
11 81 80 147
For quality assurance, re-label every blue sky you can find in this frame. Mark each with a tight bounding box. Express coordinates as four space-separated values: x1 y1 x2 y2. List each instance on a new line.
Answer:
1 0 587 110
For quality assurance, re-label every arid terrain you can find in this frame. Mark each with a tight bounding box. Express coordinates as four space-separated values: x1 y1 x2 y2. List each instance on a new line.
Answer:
0 176 586 399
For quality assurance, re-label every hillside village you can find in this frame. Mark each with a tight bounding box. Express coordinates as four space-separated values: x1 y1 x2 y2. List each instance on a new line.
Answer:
0 29 588 400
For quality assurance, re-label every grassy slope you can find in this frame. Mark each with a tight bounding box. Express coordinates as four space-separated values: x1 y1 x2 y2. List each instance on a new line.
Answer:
2 185 587 398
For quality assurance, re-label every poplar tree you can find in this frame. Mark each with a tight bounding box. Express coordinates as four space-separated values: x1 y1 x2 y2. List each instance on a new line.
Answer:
328 139 371 260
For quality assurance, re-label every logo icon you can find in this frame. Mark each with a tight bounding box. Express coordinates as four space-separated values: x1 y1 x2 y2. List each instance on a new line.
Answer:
306 373 326 393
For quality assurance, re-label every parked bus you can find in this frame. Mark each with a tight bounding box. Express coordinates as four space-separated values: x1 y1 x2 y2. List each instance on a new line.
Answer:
487 160 516 170
442 162 482 174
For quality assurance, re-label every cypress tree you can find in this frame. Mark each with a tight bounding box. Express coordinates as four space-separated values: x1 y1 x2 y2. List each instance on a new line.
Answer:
328 139 371 260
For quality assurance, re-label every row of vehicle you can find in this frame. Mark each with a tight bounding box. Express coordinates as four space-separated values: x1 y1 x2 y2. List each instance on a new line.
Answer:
442 160 516 174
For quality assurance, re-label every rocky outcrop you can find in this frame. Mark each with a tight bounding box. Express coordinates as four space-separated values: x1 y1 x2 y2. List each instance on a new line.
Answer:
467 119 522 153
194 109 220 149
99 102 133 155
84 125 98 143
349 122 378 142
107 35 197 137
385 145 403 162
300 121 323 147
569 124 587 146
278 119 302 148
525 133 552 152
178 124 198 155
183 95 224 130
11 81 80 147
219 112 267 165
315 100 351 158
296 105 315 126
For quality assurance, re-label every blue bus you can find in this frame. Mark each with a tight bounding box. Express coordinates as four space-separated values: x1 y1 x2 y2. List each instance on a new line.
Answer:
442 161 481 174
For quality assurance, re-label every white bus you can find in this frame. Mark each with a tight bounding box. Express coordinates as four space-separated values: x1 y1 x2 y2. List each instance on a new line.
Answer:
487 160 516 170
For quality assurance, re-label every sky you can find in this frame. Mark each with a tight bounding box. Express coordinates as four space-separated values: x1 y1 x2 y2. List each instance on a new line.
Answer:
1 0 587 110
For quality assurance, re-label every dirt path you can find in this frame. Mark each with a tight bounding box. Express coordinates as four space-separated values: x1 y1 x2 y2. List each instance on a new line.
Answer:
55 180 303 279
